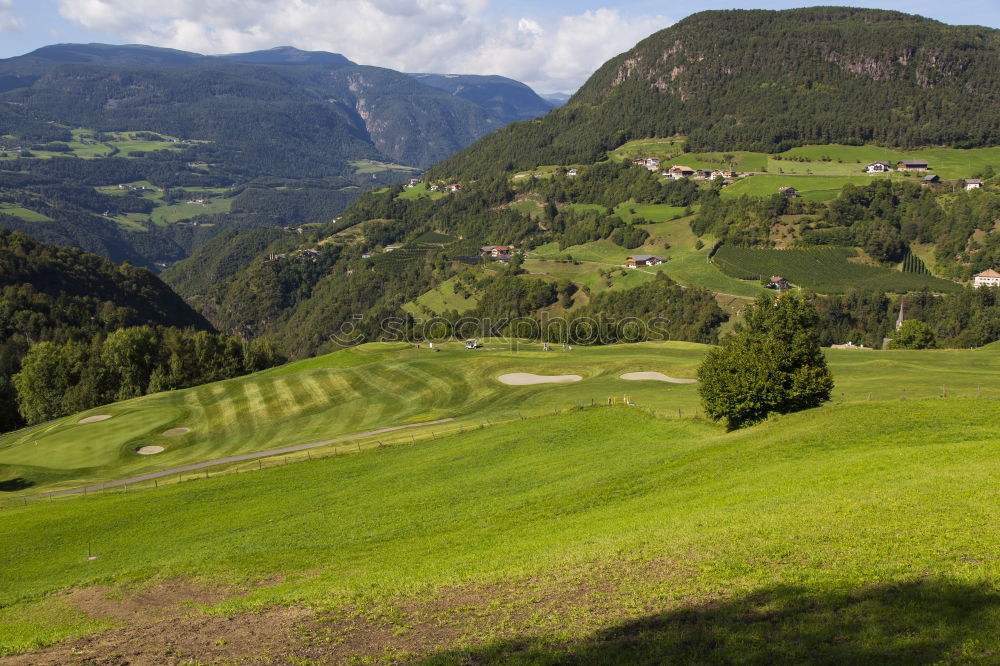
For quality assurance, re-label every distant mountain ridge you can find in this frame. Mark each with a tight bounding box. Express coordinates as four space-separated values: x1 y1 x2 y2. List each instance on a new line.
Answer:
409 73 553 123
0 42 555 268
0 44 357 91
0 42 554 171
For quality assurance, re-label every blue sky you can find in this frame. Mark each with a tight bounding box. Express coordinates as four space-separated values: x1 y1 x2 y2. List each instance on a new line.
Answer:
0 0 995 92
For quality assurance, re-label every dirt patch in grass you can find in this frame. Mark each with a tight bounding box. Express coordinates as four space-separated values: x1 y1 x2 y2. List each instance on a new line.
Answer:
3 557 705 665
64 580 233 623
135 446 165 455
162 428 190 436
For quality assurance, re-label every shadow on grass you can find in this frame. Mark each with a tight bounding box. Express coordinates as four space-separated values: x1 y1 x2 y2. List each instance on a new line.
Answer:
0 477 34 491
423 579 1000 665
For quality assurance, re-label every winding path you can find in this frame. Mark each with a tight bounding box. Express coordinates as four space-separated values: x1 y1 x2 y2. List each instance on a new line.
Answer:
30 418 455 499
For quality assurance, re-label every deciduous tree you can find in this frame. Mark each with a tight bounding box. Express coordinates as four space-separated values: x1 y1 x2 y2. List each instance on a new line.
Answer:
698 292 833 430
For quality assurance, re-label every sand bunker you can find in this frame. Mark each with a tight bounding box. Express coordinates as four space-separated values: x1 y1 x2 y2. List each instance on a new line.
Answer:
498 373 582 385
620 372 697 384
162 428 190 436
78 414 112 424
136 446 165 455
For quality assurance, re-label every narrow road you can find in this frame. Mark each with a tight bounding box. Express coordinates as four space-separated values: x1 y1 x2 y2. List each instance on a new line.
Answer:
29 418 455 499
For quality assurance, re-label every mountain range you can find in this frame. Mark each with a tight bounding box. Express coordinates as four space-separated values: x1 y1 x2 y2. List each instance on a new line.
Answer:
0 43 555 269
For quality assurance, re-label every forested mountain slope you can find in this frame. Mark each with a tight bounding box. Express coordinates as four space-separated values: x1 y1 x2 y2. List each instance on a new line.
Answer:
0 229 217 430
430 7 1000 181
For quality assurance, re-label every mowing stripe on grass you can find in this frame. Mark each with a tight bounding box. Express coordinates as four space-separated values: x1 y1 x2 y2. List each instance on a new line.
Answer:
27 418 456 499
212 384 239 430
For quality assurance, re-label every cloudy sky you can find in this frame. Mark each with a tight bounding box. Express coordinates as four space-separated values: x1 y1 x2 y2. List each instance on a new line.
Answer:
0 0 995 93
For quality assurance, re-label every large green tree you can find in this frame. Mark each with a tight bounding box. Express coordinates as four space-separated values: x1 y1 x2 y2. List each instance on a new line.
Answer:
12 342 72 424
889 320 937 349
698 292 834 430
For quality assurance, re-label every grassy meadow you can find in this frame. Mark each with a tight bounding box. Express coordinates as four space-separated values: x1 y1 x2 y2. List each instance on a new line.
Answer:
528 218 765 299
720 174 880 200
4 341 1000 660
4 341 1000 499
402 276 481 316
607 139 1000 181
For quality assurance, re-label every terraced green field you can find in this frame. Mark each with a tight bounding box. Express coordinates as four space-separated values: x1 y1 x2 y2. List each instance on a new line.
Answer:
614 202 691 223
351 159 421 177
0 203 52 222
149 198 232 225
529 221 765 298
5 343 1000 660
713 245 962 294
778 144 1000 179
606 139 1000 181
721 174 878 200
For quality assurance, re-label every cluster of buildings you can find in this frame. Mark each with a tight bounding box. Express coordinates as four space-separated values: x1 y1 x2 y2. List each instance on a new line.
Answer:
626 254 665 268
117 183 154 193
631 158 738 182
405 179 464 193
866 160 985 190
865 159 932 173
481 245 513 261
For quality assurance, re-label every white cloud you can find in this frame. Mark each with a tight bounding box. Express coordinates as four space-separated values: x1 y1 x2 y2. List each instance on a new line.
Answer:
53 0 672 92
0 0 23 32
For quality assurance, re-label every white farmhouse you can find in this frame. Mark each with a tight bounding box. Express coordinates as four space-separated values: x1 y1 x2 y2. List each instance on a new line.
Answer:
974 269 1000 288
865 161 893 174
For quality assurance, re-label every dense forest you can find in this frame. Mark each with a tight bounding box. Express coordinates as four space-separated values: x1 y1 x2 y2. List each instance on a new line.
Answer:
430 7 1000 182
0 230 277 430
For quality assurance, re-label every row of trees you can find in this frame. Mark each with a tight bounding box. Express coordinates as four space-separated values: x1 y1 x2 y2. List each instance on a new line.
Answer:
812 286 1000 349
13 326 279 424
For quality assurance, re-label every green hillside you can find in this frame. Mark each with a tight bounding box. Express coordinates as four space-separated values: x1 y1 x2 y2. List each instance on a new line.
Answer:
430 7 1000 181
6 339 1000 499
4 346 1000 660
